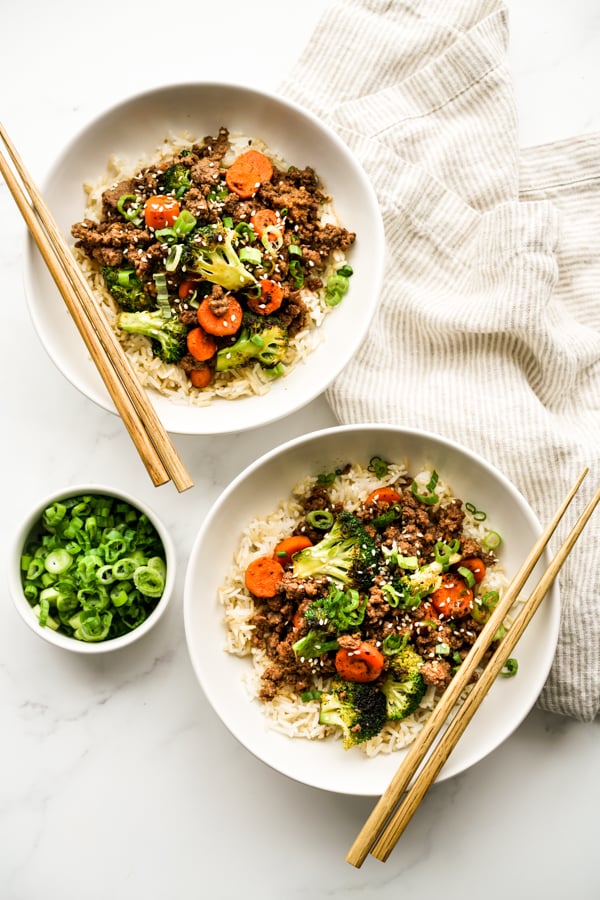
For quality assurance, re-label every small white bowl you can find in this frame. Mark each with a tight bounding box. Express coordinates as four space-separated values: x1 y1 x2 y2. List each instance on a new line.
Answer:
9 485 175 653
184 424 560 795
23 82 384 434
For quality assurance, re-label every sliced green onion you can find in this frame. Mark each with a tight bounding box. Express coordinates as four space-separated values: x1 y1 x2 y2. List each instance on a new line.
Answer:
410 470 439 505
305 509 334 530
367 456 389 478
482 530 502 550
133 565 165 598
394 554 419 570
263 363 285 379
239 246 263 266
155 226 177 243
288 241 302 258
222 216 234 229
501 658 518 677
435 642 451 655
457 565 476 588
261 224 283 253
174 209 196 237
165 244 183 272
117 193 142 224
288 258 304 288
153 272 172 319
465 502 487 522
19 493 167 643
382 632 409 656
234 221 256 242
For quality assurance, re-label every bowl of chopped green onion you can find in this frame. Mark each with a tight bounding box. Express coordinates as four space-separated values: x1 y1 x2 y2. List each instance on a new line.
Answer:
10 486 175 652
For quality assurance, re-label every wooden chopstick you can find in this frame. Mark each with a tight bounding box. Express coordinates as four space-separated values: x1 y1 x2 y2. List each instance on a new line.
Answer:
0 122 193 493
346 467 589 868
371 480 600 862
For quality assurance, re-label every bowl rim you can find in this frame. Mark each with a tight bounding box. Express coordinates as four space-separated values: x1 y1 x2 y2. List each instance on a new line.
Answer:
9 483 175 653
183 422 561 794
23 80 386 435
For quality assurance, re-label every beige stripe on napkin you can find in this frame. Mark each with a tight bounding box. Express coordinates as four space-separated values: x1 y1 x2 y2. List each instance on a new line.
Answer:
281 0 600 721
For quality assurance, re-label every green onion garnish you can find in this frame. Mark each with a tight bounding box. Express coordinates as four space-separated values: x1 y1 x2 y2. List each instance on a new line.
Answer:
19 494 167 643
410 470 439 505
501 658 518 677
305 509 334 530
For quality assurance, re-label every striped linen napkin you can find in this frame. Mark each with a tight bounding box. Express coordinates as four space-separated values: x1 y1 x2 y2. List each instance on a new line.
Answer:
281 0 600 721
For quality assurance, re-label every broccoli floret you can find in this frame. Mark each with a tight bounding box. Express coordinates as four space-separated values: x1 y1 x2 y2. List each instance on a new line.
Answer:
102 266 154 313
292 511 378 590
381 645 426 721
292 629 340 660
161 163 192 198
117 310 188 363
304 584 366 633
215 312 288 371
319 678 387 748
186 224 256 291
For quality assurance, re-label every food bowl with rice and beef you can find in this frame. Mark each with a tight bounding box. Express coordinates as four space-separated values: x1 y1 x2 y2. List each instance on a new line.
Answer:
23 82 384 434
183 424 560 796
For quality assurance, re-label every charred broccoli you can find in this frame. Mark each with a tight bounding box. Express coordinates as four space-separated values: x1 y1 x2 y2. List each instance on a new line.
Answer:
292 629 339 660
102 266 154 313
161 163 192 198
292 512 378 590
186 224 256 291
215 312 288 371
319 678 387 748
381 645 426 721
117 310 188 363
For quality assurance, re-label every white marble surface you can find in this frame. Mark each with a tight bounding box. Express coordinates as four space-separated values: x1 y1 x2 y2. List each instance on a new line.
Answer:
1 2 599 898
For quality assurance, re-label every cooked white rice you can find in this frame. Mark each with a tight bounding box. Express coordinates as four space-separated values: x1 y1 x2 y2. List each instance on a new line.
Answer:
73 130 349 406
219 460 510 755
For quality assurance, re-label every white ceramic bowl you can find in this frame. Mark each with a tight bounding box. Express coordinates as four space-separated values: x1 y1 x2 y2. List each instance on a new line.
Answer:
183 424 560 796
9 484 175 653
23 82 384 434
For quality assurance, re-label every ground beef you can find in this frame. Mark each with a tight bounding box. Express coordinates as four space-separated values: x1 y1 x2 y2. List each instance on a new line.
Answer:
420 658 453 689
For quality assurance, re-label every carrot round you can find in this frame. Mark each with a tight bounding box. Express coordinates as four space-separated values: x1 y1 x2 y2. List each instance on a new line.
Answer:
459 557 487 584
250 208 281 238
247 279 284 316
197 296 243 336
245 556 284 598
187 327 217 361
430 573 473 618
144 194 180 229
178 280 197 300
273 535 313 569
335 642 385 683
225 150 274 199
189 367 212 388
365 486 402 506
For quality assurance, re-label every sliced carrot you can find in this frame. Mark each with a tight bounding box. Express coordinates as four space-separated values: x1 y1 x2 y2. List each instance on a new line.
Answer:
430 573 473 619
189 367 212 388
459 557 487 584
335 642 385 683
250 208 281 239
273 535 313 569
144 194 180 230
365 486 402 507
178 280 197 300
245 556 284 598
197 296 243 336
225 149 274 199
187 327 217 361
247 279 284 315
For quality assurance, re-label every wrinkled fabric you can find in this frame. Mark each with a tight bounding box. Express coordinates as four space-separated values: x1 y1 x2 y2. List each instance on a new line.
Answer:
280 0 600 720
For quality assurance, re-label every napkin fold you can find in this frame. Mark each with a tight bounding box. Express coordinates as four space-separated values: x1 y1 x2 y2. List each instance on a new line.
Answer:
280 0 600 721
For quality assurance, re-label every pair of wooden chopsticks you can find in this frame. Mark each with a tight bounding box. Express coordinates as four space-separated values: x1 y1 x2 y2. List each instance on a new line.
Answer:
0 122 193 493
348 468 600 867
